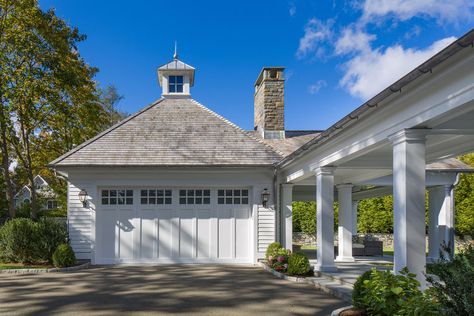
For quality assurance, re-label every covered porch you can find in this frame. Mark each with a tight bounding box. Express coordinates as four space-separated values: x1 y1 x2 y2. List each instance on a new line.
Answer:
276 36 474 284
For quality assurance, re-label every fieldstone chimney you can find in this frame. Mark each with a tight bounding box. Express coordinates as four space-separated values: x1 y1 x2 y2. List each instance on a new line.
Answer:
254 67 285 139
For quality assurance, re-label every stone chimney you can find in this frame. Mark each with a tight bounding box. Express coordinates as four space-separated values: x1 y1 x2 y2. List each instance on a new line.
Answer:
254 67 285 139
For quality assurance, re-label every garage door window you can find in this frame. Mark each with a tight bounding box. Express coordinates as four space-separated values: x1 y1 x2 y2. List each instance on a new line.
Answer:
141 189 172 205
217 189 249 205
179 189 210 205
101 189 133 205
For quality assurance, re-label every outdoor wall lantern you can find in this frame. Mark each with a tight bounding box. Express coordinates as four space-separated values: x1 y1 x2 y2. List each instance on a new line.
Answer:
78 189 88 207
261 188 270 208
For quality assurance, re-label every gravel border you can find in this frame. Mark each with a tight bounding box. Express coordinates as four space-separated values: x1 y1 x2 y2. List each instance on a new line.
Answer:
258 262 352 303
0 261 90 274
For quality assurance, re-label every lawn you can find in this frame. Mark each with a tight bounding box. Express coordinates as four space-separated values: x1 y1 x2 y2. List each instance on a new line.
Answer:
0 263 53 270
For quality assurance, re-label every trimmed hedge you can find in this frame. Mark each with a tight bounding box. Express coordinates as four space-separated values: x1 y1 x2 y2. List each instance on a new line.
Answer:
287 252 310 276
52 244 76 267
0 218 67 264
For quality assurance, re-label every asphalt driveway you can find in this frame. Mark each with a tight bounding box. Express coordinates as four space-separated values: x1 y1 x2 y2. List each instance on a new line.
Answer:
0 265 346 315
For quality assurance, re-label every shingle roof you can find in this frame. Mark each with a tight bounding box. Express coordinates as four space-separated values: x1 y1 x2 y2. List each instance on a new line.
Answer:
256 130 322 157
49 98 283 167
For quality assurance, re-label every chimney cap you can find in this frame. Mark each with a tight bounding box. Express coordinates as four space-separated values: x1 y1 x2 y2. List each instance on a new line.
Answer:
254 67 285 87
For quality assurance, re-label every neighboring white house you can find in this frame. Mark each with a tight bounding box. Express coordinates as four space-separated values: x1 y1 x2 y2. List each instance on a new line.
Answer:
13 175 59 211
49 29 474 279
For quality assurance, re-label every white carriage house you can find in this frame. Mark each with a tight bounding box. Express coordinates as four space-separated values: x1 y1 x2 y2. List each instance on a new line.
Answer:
50 30 474 283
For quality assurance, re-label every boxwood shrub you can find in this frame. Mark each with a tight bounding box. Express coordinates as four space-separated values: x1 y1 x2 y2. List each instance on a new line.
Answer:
52 244 76 268
287 252 311 276
265 242 283 260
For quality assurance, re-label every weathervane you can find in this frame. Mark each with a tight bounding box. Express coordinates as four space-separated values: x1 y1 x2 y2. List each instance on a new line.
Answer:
173 41 178 60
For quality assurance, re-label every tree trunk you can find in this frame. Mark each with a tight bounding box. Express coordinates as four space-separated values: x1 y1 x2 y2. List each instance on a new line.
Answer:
0 102 15 218
22 124 38 220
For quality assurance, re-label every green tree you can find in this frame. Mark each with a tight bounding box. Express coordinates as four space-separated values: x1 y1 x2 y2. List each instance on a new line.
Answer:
0 0 116 219
358 196 394 233
98 85 127 128
455 153 474 237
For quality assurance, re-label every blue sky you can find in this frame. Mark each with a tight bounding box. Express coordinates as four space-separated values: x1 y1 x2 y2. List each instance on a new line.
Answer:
39 0 473 131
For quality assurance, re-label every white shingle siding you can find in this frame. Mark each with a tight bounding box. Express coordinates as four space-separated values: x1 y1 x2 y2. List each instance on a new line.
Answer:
68 182 93 259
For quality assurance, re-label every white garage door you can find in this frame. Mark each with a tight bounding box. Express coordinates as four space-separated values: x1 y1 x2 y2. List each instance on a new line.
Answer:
95 188 252 264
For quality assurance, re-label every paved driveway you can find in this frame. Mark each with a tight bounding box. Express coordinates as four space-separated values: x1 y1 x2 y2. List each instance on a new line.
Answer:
0 265 346 315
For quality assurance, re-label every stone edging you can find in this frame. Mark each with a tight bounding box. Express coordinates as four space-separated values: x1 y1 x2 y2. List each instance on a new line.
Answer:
257 262 352 303
331 306 355 316
0 261 90 274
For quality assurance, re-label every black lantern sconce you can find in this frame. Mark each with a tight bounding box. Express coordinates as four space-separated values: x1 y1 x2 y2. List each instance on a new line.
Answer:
261 188 270 208
78 189 88 207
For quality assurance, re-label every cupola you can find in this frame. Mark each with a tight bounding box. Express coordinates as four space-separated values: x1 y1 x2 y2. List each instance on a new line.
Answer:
157 47 195 98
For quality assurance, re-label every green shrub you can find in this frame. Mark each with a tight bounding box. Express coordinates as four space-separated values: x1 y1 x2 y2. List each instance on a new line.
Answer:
265 242 283 260
52 244 76 268
36 218 68 262
427 245 474 315
352 268 440 316
0 218 40 263
0 218 67 264
292 202 316 234
352 270 372 309
287 252 310 276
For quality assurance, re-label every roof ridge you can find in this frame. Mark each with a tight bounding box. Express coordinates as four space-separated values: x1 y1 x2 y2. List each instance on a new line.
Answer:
49 98 165 166
189 99 285 157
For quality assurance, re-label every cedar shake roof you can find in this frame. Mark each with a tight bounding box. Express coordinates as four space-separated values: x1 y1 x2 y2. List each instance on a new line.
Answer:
49 98 283 167
256 130 322 157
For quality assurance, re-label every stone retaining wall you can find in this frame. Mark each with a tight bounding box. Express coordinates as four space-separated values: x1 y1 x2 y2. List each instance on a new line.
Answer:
293 232 474 249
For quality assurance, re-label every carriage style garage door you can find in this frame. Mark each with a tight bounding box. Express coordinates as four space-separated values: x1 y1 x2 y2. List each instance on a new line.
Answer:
94 188 252 264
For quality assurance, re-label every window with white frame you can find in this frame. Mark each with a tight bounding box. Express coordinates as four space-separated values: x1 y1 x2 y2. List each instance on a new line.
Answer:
47 200 58 210
218 189 249 205
168 75 183 93
101 189 133 205
179 189 210 205
140 189 172 205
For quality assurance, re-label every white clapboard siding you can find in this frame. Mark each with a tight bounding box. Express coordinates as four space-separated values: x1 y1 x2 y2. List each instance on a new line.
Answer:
257 206 275 254
68 182 93 259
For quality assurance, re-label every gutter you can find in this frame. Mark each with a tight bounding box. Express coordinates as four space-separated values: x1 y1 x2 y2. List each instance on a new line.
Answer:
277 28 474 169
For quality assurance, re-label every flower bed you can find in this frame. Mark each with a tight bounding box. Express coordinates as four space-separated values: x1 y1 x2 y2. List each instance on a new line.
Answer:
264 242 313 277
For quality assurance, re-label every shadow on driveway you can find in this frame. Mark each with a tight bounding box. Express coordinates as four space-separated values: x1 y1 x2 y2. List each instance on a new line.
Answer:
0 265 346 315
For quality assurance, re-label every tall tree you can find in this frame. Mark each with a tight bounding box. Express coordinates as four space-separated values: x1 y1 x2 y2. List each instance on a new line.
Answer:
98 85 127 128
0 0 109 219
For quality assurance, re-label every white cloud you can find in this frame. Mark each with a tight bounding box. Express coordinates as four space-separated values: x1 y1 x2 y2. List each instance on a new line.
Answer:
340 36 456 100
361 0 474 24
335 26 376 55
308 80 327 94
296 19 334 59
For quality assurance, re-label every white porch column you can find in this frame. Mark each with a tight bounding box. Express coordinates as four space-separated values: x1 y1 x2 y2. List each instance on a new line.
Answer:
390 130 426 285
440 185 455 259
315 167 337 272
428 185 455 261
352 200 358 236
428 186 443 261
281 184 294 250
336 184 355 262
